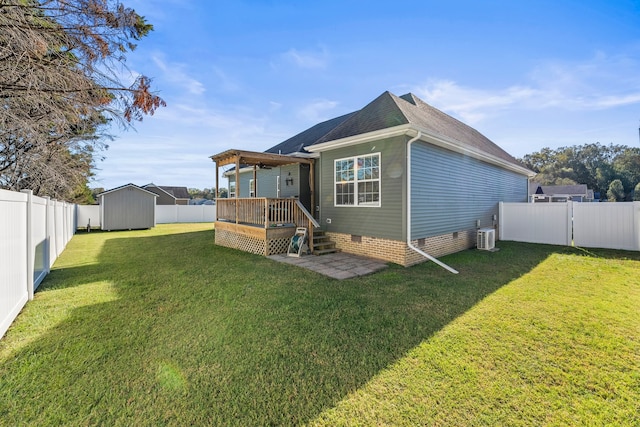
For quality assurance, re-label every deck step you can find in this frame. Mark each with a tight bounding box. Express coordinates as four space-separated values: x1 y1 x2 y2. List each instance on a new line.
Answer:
312 230 340 255
313 248 342 256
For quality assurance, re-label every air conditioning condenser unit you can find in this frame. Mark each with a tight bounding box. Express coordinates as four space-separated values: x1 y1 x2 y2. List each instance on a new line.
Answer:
477 228 495 251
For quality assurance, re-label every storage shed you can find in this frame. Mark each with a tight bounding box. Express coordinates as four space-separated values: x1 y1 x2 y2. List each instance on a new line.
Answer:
98 184 157 231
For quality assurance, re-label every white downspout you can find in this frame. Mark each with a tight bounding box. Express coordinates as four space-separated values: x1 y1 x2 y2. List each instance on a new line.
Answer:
407 131 459 274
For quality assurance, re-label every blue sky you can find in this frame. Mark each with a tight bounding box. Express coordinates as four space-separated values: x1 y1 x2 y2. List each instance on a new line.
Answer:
95 0 640 190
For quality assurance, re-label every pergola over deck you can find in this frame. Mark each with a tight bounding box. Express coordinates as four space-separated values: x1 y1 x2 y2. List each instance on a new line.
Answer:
210 149 315 207
209 149 319 256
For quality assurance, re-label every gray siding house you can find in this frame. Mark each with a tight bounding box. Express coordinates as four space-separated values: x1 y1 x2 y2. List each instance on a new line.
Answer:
98 184 157 231
143 184 190 205
529 183 593 202
212 91 534 266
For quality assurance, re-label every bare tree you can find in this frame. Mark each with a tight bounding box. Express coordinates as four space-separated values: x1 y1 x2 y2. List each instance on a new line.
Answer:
0 0 165 199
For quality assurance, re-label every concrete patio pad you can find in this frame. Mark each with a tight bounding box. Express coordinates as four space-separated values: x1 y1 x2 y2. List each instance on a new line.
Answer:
267 252 388 279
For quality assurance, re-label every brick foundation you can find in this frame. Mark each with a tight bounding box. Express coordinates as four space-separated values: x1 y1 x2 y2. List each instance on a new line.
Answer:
326 228 478 266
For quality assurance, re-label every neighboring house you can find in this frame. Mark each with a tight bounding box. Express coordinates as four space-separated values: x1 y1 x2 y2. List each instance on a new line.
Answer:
143 184 190 205
211 91 535 266
98 184 157 231
190 198 215 205
529 183 593 203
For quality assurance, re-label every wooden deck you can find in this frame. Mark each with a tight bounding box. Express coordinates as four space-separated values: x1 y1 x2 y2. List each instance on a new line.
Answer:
215 198 320 256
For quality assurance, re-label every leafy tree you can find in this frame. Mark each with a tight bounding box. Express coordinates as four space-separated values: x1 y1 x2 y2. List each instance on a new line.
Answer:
634 183 640 201
520 143 640 198
91 187 105 201
607 179 625 202
0 0 165 200
188 188 216 200
187 187 228 199
71 183 96 205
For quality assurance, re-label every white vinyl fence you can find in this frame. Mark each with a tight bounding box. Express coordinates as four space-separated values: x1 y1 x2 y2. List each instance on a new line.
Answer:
76 204 101 229
499 201 640 251
155 204 216 224
1 189 76 339
75 204 216 228
2 194 215 340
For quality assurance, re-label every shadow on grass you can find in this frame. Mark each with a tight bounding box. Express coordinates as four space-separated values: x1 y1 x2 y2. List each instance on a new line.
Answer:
1 230 631 426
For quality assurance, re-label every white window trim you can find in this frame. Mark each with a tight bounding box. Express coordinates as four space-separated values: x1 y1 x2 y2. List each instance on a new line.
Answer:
249 179 255 197
333 152 381 207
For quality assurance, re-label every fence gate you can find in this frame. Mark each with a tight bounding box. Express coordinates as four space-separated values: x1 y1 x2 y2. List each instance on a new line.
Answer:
499 201 640 251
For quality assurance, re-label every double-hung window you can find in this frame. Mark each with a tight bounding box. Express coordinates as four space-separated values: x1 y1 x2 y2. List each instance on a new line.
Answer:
334 153 380 206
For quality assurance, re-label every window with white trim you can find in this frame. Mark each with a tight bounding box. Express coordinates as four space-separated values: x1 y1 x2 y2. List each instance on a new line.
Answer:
249 179 255 197
334 153 380 206
229 182 236 198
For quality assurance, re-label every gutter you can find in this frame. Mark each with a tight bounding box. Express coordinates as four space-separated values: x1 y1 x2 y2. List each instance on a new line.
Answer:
407 130 459 274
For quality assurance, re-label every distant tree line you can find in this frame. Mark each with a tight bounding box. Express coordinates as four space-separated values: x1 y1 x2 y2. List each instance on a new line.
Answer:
188 188 228 200
520 143 640 201
0 0 164 203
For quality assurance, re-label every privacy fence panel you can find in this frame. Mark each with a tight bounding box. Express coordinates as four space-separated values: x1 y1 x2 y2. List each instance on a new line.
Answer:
0 190 29 340
135 204 216 224
499 201 640 251
1 189 76 340
77 204 216 228
31 195 49 288
499 202 571 246
76 205 101 229
573 202 640 251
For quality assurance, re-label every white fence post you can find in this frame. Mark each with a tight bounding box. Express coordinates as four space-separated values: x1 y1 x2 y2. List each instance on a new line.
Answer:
636 202 640 251
566 201 573 246
44 197 51 274
498 201 504 240
20 190 35 301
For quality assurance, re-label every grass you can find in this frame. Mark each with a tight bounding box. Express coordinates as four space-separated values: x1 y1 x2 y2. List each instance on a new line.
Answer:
0 224 638 426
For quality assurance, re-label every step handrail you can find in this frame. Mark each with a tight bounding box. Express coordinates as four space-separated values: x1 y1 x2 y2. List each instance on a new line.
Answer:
294 200 321 228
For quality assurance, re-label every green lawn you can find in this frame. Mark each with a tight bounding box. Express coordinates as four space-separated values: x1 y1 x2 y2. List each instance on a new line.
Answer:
0 224 638 426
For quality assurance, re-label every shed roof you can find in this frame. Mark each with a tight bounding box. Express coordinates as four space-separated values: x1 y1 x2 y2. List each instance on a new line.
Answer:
98 183 158 198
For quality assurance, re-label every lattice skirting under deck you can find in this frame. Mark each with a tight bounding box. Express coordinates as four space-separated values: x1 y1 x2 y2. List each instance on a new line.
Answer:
216 229 265 255
267 237 291 255
215 229 292 256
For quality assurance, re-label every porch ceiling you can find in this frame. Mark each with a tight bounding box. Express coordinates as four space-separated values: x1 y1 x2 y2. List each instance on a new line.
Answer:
210 149 314 167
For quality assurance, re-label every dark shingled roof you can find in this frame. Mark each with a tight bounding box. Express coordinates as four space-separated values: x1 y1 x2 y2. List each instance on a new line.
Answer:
264 112 356 155
530 183 588 195
258 91 527 173
159 186 190 199
313 91 522 168
397 92 521 166
315 91 409 144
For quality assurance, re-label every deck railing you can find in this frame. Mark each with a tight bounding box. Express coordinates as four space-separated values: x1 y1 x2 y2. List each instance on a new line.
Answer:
216 198 320 233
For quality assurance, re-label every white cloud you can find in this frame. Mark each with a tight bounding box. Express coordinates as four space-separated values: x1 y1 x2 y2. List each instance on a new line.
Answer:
415 50 640 125
152 103 272 140
152 54 206 95
282 46 329 69
297 99 339 122
212 66 240 92
269 101 282 112
416 80 539 123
